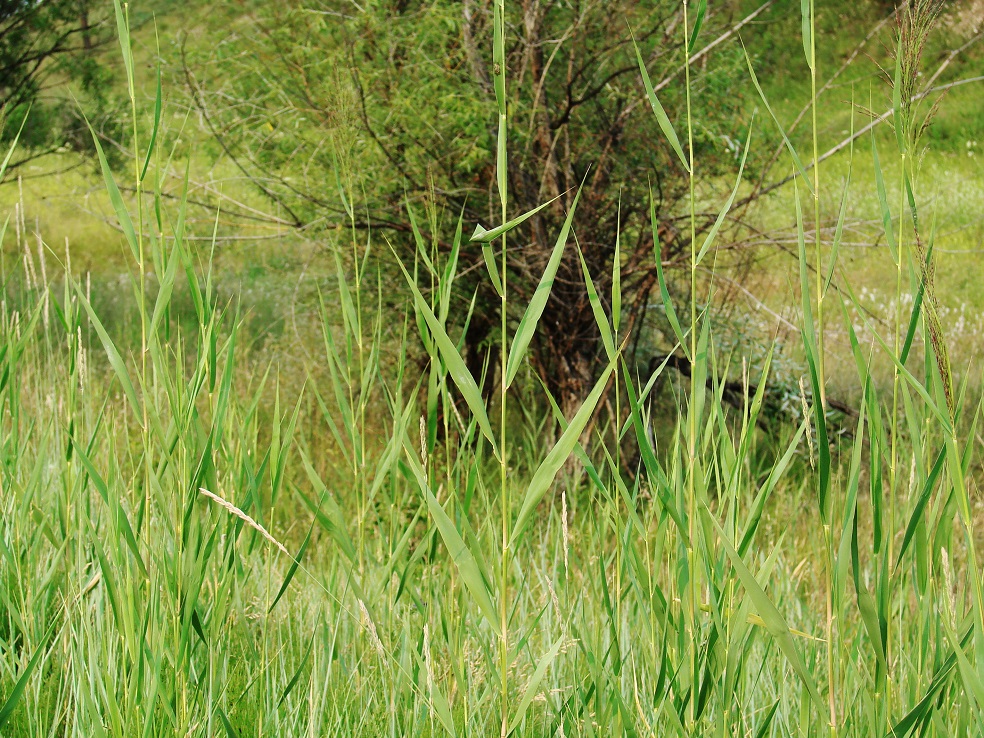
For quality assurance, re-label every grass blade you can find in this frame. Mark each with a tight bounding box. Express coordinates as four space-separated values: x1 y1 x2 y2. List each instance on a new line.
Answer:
403 443 500 635
696 120 753 265
742 44 813 197
506 183 584 386
0 621 56 729
688 0 707 54
704 508 827 716
82 111 139 262
394 250 498 453
469 194 563 243
631 28 690 172
508 636 565 734
511 357 616 545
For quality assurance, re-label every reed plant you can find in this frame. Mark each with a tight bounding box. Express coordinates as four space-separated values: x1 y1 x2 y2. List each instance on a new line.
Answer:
0 0 981 735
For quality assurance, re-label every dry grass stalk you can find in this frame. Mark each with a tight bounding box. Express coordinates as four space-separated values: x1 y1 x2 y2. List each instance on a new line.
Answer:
198 487 290 558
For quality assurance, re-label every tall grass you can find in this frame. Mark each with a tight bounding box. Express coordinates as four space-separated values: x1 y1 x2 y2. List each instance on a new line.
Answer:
1 1 982 735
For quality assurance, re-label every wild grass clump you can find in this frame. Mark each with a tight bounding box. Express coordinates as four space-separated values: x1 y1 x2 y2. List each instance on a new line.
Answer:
1 1 982 736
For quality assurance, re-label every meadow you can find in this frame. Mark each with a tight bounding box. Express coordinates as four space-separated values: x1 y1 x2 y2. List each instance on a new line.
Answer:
1 0 983 735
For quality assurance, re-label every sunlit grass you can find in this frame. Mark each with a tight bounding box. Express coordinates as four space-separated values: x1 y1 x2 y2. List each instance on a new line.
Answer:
1 1 983 736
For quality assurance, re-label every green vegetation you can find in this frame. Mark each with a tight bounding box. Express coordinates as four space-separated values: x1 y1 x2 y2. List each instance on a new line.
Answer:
1 0 983 735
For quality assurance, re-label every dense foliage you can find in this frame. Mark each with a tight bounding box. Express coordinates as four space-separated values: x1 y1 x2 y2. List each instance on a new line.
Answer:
0 0 118 166
183 0 758 408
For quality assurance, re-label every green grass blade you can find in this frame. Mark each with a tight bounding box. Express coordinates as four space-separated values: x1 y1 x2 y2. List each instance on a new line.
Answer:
217 707 239 737
75 282 141 421
113 0 134 95
742 44 814 197
612 197 622 333
795 178 830 518
631 29 690 172
650 194 690 360
83 113 139 262
705 508 827 716
696 121 753 265
295 455 357 564
889 621 972 737
738 418 808 556
481 244 505 297
801 0 814 69
0 105 30 181
277 637 314 708
0 621 56 729
469 194 563 243
894 446 946 571
823 169 852 296
403 444 500 635
511 357 616 546
688 0 707 54
843 282 952 434
393 250 498 453
900 242 934 365
871 124 898 264
139 63 163 183
575 242 616 360
536 373 607 495
508 636 565 734
269 518 316 613
506 183 584 386
754 699 781 738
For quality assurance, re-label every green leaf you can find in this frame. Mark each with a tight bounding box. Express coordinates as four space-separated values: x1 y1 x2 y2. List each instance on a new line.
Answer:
844 281 952 434
801 0 814 69
481 244 504 296
612 198 622 332
75 281 141 422
140 62 163 182
295 453 357 563
492 0 506 115
113 0 134 94
651 194 690 360
217 707 239 737
269 517 316 613
705 508 827 716
278 637 314 707
688 0 707 54
511 357 616 545
895 447 945 571
795 179 830 519
394 251 498 453
508 636 565 734
506 182 584 386
742 44 813 197
535 373 607 495
823 167 852 296
83 111 139 262
850 506 888 678
696 120 753 265
575 243 616 360
469 194 562 243
889 621 972 737
403 445 501 635
871 123 897 264
753 699 781 738
0 105 30 182
900 240 934 365
0 620 56 729
631 29 690 172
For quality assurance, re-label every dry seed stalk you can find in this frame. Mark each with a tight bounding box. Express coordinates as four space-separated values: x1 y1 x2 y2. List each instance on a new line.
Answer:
198 487 290 558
